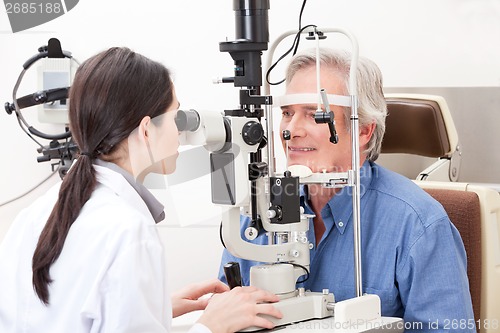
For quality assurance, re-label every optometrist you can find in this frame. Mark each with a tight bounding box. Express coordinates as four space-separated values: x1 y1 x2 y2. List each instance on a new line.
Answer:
0 47 282 333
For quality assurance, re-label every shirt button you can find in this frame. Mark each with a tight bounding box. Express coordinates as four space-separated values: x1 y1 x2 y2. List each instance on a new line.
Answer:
338 221 344 227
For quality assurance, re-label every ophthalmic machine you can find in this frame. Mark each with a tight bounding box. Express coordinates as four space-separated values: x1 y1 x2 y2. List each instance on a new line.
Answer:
175 1 404 332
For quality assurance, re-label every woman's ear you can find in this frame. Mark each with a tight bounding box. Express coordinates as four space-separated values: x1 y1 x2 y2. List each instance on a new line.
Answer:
138 116 152 142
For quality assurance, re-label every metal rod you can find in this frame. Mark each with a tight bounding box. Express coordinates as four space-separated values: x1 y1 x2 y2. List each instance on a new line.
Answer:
264 103 275 177
264 26 363 297
350 95 363 298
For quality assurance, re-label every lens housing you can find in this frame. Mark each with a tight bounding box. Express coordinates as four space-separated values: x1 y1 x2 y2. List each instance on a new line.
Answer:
175 109 200 132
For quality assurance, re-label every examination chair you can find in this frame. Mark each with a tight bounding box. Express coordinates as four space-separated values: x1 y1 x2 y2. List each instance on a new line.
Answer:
380 94 461 181
415 181 500 333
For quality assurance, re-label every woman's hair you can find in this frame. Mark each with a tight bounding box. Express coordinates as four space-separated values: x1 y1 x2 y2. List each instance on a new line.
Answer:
32 47 174 304
285 48 387 161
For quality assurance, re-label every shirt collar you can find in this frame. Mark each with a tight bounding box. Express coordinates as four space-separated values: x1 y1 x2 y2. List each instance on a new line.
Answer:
94 159 165 223
300 161 374 235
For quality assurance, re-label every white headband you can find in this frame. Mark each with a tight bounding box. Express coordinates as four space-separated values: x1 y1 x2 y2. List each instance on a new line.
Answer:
273 93 352 108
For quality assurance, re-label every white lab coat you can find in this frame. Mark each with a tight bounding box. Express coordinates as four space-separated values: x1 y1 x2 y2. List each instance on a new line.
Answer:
0 165 210 333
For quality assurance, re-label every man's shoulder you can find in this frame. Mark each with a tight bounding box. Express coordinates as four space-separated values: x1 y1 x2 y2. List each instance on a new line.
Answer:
367 162 448 227
368 162 424 196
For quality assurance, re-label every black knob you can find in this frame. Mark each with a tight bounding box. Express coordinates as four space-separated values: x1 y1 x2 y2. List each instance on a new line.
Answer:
242 121 263 145
4 102 14 115
314 111 334 124
223 262 243 289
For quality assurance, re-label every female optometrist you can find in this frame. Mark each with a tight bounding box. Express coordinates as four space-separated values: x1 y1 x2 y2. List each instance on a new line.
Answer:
0 47 282 333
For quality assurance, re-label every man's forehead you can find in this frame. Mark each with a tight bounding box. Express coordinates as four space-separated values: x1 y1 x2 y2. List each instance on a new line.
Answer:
273 93 351 108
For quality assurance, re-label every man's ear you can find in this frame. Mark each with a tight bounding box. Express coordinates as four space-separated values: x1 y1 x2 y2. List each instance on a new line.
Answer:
138 116 152 142
359 122 376 147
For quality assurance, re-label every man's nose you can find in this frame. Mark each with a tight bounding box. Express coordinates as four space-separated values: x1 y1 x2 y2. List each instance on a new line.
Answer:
285 114 307 138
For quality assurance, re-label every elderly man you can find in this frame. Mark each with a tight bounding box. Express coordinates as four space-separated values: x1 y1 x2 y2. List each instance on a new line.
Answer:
219 48 475 332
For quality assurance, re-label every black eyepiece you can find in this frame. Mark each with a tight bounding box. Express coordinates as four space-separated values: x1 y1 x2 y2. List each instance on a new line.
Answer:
233 0 269 43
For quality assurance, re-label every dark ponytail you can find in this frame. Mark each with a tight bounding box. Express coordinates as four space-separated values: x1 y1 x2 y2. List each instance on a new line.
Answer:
32 155 96 304
32 47 174 304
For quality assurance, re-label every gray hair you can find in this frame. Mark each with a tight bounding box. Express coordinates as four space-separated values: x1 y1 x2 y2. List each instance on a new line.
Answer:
285 48 387 161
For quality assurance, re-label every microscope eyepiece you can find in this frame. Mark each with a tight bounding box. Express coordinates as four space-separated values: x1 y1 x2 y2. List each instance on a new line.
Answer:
175 109 200 132
233 0 270 43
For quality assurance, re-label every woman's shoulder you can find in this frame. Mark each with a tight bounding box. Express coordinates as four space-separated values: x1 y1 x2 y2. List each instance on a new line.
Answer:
83 184 154 227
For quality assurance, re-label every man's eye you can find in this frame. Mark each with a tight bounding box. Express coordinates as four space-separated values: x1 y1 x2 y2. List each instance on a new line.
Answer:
282 110 292 117
308 112 316 119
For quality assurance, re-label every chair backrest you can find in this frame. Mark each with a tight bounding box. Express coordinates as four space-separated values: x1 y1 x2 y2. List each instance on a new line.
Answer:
422 187 481 323
380 94 461 181
383 94 458 157
415 181 500 333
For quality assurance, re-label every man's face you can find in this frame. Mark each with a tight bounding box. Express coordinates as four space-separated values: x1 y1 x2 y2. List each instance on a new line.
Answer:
279 66 352 173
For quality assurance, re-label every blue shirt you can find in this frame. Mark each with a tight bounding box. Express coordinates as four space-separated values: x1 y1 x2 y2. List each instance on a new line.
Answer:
218 161 475 332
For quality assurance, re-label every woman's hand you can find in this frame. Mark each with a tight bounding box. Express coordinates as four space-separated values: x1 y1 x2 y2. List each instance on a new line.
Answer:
197 286 283 333
171 279 229 318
